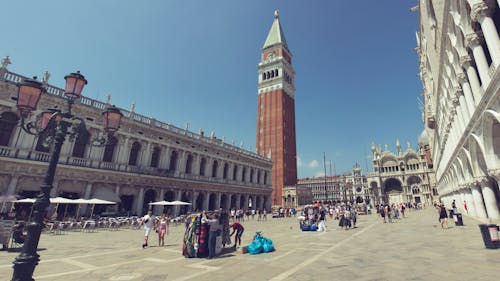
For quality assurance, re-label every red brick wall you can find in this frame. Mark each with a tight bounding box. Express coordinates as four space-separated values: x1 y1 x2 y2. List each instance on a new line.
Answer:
257 89 297 206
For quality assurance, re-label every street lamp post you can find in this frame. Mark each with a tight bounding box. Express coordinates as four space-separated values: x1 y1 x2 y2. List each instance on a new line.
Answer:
11 72 122 281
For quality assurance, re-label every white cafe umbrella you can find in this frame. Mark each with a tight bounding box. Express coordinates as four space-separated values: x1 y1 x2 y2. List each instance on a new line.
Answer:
14 198 36 203
166 200 192 206
49 197 77 219
88 198 117 218
148 200 172 206
73 198 90 217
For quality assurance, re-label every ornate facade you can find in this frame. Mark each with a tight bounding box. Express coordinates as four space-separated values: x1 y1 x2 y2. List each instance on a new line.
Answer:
282 185 313 208
257 11 298 206
0 62 272 217
297 165 371 205
416 0 500 219
367 141 436 206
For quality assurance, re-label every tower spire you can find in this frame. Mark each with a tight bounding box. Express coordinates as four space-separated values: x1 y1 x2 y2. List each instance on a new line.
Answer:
263 10 288 49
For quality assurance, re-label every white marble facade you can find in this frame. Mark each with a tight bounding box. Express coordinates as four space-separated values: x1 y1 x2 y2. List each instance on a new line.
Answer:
417 0 500 219
0 64 272 216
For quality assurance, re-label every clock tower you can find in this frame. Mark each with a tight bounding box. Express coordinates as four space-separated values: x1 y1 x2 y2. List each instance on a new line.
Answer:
257 10 297 206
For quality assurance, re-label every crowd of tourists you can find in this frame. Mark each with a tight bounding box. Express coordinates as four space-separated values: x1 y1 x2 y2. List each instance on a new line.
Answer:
229 208 268 222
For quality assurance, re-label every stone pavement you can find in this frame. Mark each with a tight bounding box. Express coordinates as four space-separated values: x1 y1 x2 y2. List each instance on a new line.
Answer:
0 208 499 281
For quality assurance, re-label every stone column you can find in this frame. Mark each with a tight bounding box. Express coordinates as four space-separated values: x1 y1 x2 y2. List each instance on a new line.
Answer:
236 194 241 209
81 183 93 215
460 55 483 104
174 190 182 216
215 193 221 210
479 179 500 219
193 154 201 176
471 184 488 219
6 175 19 195
177 151 186 175
203 192 210 211
466 32 491 86
192 191 199 212
465 188 477 217
142 142 152 167
49 180 60 197
457 73 477 118
226 194 231 210
471 1 500 67
154 189 165 215
136 187 145 216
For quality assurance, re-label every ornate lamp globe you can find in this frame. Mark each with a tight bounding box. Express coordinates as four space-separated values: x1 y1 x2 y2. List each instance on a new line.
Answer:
102 105 123 132
16 77 44 116
64 71 87 100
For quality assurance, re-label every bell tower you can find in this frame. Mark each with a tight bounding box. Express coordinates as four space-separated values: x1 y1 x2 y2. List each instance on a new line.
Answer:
257 10 297 206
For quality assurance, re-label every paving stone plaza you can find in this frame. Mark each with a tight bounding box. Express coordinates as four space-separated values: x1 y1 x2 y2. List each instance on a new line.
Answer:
1 209 499 281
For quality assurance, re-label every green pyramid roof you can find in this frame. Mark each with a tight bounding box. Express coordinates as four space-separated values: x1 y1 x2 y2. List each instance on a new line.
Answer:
263 10 288 49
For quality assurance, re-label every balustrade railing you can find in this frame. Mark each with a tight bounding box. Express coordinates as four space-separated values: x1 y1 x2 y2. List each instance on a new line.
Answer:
2 70 271 163
0 145 271 189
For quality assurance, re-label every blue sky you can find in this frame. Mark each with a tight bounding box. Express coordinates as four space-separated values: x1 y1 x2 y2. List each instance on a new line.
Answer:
1 1 423 178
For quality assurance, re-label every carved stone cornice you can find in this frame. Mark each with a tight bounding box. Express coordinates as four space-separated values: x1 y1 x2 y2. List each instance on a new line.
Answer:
456 72 468 84
465 31 484 48
470 1 493 22
460 55 473 68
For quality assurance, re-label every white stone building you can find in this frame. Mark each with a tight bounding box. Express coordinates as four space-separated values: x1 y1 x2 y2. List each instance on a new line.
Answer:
0 62 272 217
416 0 500 219
367 141 436 206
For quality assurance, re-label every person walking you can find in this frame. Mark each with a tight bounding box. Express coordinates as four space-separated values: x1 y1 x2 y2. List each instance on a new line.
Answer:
438 203 448 229
157 213 168 247
318 207 327 232
463 200 468 214
230 221 244 248
141 210 155 248
350 208 357 228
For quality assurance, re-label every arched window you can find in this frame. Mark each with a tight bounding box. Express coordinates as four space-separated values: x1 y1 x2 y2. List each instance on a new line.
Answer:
150 147 161 168
128 141 141 166
271 71 275 78
223 163 229 179
262 73 266 81
71 128 89 158
199 157 206 176
102 135 118 162
249 169 254 183
257 170 261 184
275 69 278 77
0 112 18 146
263 172 268 185
233 165 238 180
169 150 178 171
185 154 193 174
242 167 247 182
212 160 218 178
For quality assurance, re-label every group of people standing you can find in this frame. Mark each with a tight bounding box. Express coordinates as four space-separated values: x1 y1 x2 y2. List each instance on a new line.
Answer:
376 203 407 223
230 209 267 222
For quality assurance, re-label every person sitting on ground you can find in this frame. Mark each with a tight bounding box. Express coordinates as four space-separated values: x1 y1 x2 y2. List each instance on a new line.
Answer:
12 223 26 244
229 221 244 248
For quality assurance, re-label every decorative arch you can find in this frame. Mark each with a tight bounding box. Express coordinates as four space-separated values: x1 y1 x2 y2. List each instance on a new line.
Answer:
220 194 228 210
483 109 500 168
143 189 156 215
164 190 176 215
212 160 219 178
407 176 421 185
469 134 488 177
208 193 217 210
223 163 229 179
383 178 403 193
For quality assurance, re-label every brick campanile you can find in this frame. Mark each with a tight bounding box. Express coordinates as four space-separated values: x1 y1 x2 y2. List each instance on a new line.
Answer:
257 10 297 206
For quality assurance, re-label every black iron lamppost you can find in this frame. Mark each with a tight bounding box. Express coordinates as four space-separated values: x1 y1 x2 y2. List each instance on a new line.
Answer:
11 72 123 281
